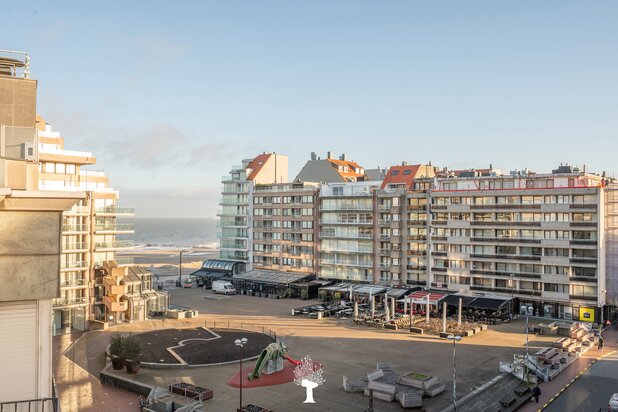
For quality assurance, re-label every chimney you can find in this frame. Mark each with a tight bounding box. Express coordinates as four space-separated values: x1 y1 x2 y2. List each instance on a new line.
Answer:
327 151 332 159
311 152 317 161
340 153 348 161
402 161 408 166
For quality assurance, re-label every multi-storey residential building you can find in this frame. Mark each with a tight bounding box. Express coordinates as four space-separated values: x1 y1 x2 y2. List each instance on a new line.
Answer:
318 181 381 283
252 182 319 274
606 183 618 310
0 49 82 410
376 164 435 286
218 153 288 267
429 168 607 320
36 117 136 334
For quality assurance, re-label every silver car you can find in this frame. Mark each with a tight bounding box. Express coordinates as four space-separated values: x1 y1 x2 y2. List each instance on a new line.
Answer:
609 393 618 412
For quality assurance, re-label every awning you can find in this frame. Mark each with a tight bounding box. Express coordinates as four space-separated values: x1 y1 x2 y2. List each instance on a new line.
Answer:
441 295 477 307
404 291 448 305
467 297 510 310
354 285 387 295
232 269 313 285
190 269 230 279
384 287 412 299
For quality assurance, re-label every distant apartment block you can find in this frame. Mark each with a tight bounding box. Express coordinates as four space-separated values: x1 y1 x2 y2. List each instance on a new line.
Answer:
218 152 288 267
217 151 616 322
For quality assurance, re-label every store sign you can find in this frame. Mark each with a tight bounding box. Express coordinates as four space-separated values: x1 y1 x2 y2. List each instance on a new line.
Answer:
579 307 595 322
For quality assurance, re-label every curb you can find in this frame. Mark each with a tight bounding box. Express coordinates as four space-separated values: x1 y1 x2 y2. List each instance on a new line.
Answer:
539 350 616 411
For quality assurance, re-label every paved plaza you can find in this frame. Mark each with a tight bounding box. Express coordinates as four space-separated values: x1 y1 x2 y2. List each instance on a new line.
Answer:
58 288 564 411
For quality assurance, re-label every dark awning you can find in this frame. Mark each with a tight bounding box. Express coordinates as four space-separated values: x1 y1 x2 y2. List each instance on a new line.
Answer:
467 297 510 310
190 269 229 279
441 295 477 307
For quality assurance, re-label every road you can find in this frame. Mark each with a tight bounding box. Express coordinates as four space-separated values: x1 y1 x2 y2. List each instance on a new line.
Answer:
545 350 618 412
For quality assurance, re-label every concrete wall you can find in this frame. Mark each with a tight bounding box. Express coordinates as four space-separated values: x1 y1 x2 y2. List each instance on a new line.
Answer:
0 77 37 127
0 210 62 301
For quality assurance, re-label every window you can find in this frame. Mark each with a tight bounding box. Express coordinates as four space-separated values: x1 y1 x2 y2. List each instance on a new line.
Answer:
391 171 399 176
403 170 411 175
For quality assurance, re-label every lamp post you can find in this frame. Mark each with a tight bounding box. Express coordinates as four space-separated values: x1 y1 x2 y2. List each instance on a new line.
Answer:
235 337 248 412
509 274 514 319
600 289 607 337
177 249 191 287
447 334 462 411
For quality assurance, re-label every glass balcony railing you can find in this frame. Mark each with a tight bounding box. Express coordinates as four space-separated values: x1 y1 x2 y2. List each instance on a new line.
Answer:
53 297 88 307
62 242 88 251
94 223 134 232
60 279 87 287
95 206 135 215
62 224 89 232
94 240 134 250
61 260 88 269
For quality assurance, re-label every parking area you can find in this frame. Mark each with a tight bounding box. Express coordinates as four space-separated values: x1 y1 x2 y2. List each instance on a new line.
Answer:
65 287 559 411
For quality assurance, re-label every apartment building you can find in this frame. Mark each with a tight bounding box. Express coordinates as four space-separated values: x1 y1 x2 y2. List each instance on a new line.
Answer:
252 182 319 274
36 117 136 334
218 153 288 267
606 183 618 309
429 168 607 321
318 181 381 283
0 50 82 410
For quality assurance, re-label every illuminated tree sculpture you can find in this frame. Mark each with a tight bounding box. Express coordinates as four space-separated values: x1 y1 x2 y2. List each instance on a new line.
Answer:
294 356 325 403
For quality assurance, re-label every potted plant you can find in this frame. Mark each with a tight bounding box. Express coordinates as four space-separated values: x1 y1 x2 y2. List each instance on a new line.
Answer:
109 334 126 370
123 334 143 374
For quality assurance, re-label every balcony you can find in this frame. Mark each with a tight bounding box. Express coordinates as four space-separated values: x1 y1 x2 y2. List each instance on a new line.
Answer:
53 296 88 307
94 223 135 233
102 277 126 295
65 205 90 215
63 242 88 251
103 295 128 312
94 240 134 251
61 260 88 270
319 232 373 239
60 279 87 288
319 259 372 268
62 224 89 233
95 206 135 216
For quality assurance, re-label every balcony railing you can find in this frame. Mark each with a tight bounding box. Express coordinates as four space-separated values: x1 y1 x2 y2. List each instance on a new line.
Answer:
62 224 89 232
61 260 88 269
63 242 88 251
53 296 88 307
95 206 135 215
94 240 134 250
60 279 87 287
94 223 135 232
319 259 372 268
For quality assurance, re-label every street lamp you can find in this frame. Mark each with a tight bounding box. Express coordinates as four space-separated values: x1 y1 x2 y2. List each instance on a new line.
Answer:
235 337 248 412
447 334 462 411
177 249 191 287
508 274 514 319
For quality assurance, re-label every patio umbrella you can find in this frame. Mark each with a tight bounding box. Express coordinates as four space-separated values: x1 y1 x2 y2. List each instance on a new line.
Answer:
385 299 390 322
354 301 359 320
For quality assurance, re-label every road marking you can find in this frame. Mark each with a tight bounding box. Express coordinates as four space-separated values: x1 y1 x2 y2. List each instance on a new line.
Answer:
539 350 616 411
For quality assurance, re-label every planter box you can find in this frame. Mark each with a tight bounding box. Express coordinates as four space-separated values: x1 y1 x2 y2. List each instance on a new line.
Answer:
367 380 397 395
364 388 395 402
384 324 398 330
409 327 424 334
462 330 474 337
480 324 488 331
398 373 430 389
396 390 423 408
473 326 481 334
439 332 451 339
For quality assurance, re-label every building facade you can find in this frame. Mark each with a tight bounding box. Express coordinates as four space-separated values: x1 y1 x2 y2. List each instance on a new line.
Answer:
36 118 136 334
252 182 319 274
429 170 606 320
218 153 288 267
0 49 83 410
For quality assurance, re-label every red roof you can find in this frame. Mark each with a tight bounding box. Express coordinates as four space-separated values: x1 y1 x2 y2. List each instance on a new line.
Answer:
326 158 365 181
407 290 447 303
246 153 272 180
381 165 430 189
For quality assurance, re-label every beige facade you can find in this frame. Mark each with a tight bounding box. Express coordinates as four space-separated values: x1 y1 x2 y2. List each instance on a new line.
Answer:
252 182 319 274
0 50 83 410
35 118 136 334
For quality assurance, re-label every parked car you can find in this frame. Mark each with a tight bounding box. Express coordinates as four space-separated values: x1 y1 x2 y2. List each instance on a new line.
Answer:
609 393 618 412
212 280 236 295
182 279 193 288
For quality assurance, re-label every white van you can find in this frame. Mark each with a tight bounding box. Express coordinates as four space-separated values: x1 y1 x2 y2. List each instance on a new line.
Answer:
212 280 236 295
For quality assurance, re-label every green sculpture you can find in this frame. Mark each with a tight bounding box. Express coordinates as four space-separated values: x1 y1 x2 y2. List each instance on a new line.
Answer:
248 342 288 380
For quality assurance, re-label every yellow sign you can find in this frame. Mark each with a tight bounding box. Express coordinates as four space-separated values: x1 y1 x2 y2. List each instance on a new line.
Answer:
579 307 595 322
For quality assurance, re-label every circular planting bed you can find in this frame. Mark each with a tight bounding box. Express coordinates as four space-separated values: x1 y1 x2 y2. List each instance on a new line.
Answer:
136 327 274 366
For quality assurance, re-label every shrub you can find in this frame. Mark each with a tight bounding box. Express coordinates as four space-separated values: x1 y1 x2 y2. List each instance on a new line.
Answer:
123 334 143 361
109 334 125 358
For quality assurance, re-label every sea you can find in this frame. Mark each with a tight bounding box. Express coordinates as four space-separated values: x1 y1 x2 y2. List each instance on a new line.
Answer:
117 217 219 249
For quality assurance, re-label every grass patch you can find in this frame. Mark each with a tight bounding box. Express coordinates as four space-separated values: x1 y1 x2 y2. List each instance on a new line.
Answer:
406 372 429 381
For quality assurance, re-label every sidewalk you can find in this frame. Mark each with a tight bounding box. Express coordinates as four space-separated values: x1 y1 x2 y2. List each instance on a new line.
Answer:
518 324 618 412
53 332 139 412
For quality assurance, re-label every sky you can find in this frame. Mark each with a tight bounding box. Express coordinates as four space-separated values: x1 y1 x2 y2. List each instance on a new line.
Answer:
2 1 617 218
